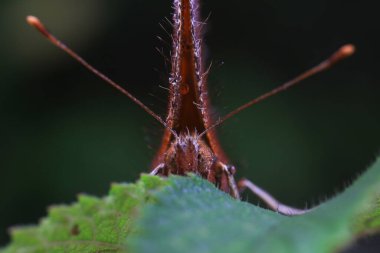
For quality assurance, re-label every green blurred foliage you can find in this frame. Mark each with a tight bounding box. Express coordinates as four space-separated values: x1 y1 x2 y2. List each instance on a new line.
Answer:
0 0 379 249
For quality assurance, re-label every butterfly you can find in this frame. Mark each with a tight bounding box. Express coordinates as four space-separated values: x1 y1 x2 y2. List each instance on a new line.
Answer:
26 0 354 216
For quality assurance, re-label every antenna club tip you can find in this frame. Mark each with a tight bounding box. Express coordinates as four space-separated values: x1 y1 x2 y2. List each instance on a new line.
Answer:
328 44 356 65
26 15 50 38
26 15 40 26
339 44 356 57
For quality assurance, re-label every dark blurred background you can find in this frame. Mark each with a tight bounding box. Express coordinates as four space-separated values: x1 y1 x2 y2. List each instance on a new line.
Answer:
0 0 379 250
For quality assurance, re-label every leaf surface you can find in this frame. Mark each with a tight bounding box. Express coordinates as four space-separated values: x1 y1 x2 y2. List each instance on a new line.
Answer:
1 175 168 253
2 159 380 253
129 158 380 253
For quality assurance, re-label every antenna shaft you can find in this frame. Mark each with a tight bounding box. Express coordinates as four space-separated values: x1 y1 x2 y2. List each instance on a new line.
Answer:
200 44 355 138
26 16 176 136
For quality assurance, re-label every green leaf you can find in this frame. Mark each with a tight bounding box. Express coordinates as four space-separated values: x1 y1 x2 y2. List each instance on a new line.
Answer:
128 158 380 253
1 175 168 253
2 159 380 253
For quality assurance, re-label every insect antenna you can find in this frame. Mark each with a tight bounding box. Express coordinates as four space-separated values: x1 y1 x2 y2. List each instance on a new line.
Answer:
199 44 355 138
26 15 178 138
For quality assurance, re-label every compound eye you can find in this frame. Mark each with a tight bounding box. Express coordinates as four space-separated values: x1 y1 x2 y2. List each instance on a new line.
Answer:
227 165 236 175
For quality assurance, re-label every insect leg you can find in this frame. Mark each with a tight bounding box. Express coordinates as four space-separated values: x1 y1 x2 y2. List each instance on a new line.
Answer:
238 178 310 216
150 163 165 175
220 164 240 199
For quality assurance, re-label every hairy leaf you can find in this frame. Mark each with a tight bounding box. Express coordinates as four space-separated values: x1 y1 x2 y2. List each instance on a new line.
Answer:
128 158 380 253
1 175 168 253
2 159 380 253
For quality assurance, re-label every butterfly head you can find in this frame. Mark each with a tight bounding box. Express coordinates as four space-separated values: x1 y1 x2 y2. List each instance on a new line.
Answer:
165 130 214 176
